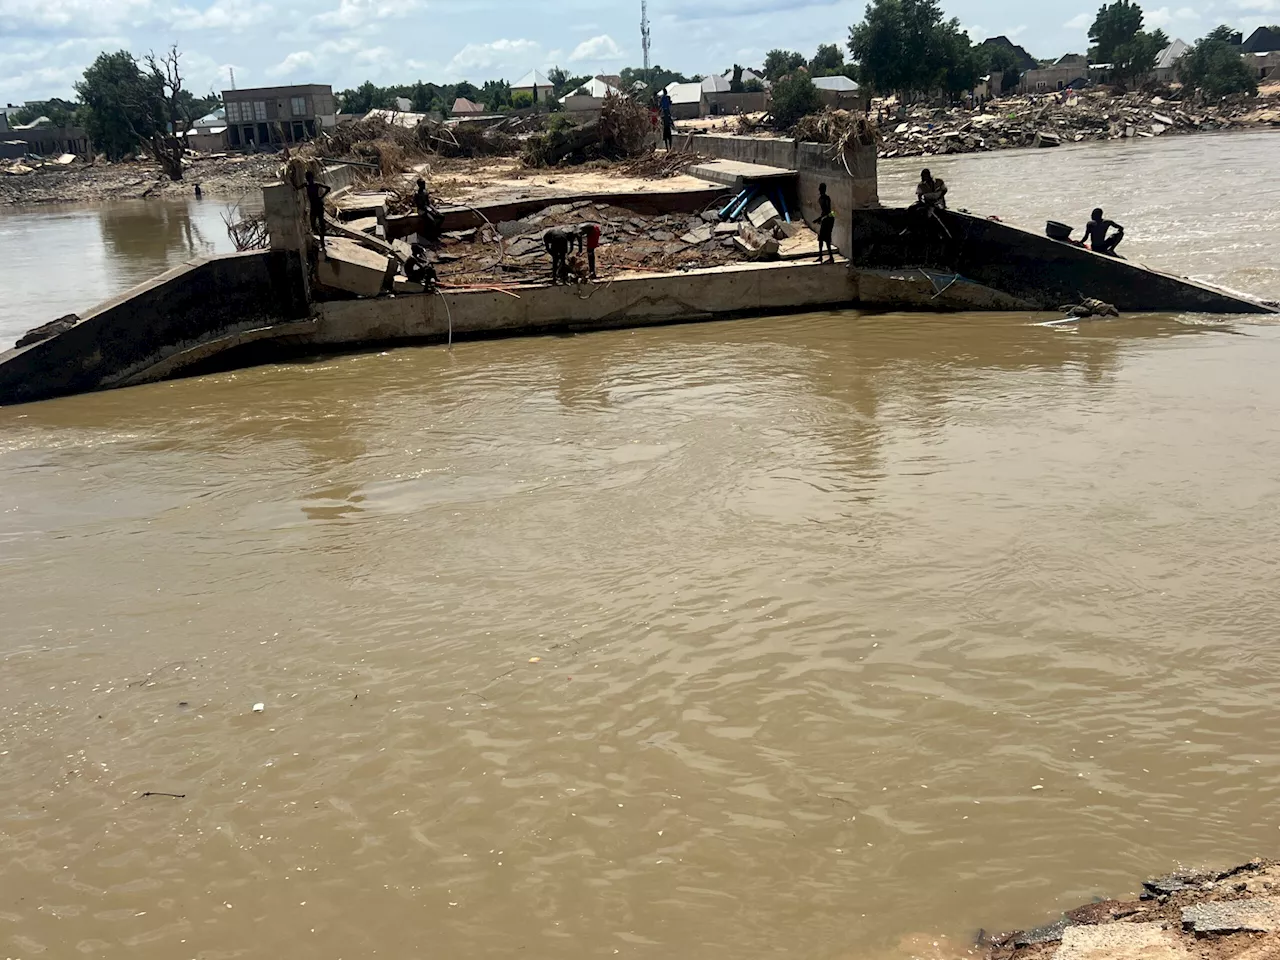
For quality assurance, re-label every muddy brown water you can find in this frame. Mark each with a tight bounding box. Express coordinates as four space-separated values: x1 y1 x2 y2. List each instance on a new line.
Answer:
2 133 1280 960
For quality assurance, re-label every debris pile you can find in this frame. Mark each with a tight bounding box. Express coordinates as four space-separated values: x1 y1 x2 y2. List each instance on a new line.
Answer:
522 94 655 167
872 89 1280 158
0 152 278 205
328 190 822 297
791 108 880 148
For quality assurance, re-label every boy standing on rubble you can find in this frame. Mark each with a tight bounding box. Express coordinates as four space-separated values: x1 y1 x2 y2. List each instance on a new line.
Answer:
580 223 602 278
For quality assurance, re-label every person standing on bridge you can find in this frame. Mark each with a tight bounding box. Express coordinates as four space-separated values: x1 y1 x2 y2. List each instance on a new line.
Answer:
815 183 836 264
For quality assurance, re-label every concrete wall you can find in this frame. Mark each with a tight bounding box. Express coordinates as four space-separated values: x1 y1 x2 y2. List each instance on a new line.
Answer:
311 261 856 346
848 208 1275 314
705 92 770 115
0 250 308 405
688 133 879 256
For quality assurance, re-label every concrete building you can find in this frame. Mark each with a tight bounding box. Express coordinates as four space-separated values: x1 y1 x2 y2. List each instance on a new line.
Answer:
666 81 706 119
812 74 863 109
1021 54 1089 93
222 84 336 151
184 108 228 153
5 117 90 157
1248 50 1280 80
510 69 552 104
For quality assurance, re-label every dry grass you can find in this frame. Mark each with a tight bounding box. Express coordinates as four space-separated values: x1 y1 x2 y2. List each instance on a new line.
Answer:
791 108 879 147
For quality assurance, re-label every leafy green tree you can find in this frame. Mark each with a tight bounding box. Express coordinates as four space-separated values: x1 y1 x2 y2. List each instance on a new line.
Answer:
1088 0 1168 88
336 81 391 113
848 0 981 98
480 80 512 110
76 50 157 160
729 64 745 92
744 78 766 93
770 71 822 128
1088 0 1145 61
810 43 846 76
985 42 1024 92
1178 31 1258 99
763 49 807 81
1205 24 1240 42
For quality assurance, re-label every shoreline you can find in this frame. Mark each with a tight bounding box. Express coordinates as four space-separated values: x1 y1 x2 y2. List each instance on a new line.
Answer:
0 154 280 207
985 858 1280 960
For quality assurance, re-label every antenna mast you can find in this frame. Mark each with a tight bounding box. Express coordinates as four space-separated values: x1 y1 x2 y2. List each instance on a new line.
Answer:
641 0 651 86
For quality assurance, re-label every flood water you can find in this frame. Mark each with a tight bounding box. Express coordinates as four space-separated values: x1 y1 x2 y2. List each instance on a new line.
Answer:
0 196 259 348
2 132 1280 960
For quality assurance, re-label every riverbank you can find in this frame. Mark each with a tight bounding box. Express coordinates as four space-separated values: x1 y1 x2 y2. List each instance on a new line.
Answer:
986 859 1280 960
0 153 280 206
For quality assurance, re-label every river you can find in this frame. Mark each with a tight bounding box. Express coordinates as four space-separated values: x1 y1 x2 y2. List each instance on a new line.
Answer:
1 132 1279 960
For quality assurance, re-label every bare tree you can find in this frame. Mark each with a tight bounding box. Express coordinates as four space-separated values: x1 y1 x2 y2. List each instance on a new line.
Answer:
139 46 195 181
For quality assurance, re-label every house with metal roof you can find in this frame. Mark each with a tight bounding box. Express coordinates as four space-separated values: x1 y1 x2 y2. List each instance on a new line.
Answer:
510 69 552 103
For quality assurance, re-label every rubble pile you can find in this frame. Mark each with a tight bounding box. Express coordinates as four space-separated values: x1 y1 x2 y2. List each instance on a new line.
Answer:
874 90 1280 159
377 196 820 288
0 153 278 205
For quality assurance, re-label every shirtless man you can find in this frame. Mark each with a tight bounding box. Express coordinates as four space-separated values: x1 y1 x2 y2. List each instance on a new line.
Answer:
1083 208 1124 256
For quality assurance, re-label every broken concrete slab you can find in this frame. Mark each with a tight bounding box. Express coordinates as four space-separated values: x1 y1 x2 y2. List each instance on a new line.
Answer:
714 221 739 236
1054 922 1188 960
1183 898 1280 934
748 200 781 230
734 223 779 260
316 237 395 297
680 224 714 245
1015 919 1072 947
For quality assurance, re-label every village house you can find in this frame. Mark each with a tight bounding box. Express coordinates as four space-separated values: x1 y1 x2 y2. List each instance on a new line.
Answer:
510 69 552 104
1021 54 1089 93
222 84 336 151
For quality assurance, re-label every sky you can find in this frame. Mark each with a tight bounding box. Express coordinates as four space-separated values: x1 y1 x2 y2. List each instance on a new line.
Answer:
2 0 1277 105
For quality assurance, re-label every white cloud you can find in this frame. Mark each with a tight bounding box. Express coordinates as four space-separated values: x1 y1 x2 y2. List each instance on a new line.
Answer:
568 33 623 62
1143 5 1198 27
266 50 315 77
446 37 539 74
316 0 419 28
1006 24 1028 38
0 0 153 32
1064 11 1093 29
168 0 270 31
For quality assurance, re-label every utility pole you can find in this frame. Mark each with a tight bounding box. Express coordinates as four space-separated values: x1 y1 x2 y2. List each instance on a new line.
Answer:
641 0 651 90
229 67 236 90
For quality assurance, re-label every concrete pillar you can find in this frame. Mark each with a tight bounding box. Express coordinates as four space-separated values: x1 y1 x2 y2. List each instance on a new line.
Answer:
262 181 312 304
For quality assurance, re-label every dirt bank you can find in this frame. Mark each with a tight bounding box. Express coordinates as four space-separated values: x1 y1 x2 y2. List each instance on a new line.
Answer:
0 154 280 206
983 859 1280 960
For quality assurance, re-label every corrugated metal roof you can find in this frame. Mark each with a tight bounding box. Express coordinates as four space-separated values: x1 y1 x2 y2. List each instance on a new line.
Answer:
1154 39 1189 70
511 69 551 89
667 81 704 104
812 75 860 91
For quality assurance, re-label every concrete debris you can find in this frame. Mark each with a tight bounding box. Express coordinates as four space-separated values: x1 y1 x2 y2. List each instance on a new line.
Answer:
679 224 714 245
747 199 781 230
315 237 396 297
874 89 1280 160
1014 919 1072 947
1182 898 1280 934
1054 922 1189 960
734 222 780 260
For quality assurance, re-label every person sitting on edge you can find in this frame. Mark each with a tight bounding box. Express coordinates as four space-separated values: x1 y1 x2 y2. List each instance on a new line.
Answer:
543 226 580 284
914 168 948 210
1083 208 1124 256
579 222 602 278
815 183 836 264
414 178 445 240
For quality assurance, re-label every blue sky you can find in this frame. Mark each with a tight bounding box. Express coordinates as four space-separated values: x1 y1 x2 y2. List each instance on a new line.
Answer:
2 0 1276 104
